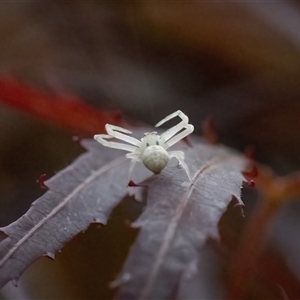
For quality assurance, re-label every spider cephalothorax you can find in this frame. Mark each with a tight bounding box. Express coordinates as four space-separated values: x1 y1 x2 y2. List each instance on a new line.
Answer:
94 110 194 181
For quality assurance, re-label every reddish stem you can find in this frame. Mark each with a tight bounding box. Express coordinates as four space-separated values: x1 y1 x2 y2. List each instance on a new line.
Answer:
201 116 218 145
0 76 122 134
225 200 279 299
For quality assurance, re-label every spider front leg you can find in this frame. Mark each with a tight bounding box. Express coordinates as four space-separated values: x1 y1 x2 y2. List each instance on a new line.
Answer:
94 134 138 152
164 124 194 149
169 151 192 181
155 110 189 128
105 124 141 146
155 110 192 143
94 124 141 152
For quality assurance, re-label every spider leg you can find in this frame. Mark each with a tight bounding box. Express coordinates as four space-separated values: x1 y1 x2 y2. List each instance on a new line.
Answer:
105 124 133 135
105 124 141 146
127 154 142 182
158 121 186 142
169 151 192 181
155 110 188 127
155 110 191 142
94 134 137 152
164 124 194 149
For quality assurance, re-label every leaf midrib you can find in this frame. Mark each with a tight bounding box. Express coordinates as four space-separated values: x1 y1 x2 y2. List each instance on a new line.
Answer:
0 156 127 270
138 158 219 300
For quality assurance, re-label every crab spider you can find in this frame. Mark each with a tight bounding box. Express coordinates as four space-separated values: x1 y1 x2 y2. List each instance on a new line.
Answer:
94 110 194 182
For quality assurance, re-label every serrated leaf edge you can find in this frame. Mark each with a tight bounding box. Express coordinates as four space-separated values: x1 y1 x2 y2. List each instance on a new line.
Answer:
0 156 127 270
138 156 237 299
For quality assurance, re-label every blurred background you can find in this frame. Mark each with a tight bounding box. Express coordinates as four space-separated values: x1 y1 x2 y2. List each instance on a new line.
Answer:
0 2 300 299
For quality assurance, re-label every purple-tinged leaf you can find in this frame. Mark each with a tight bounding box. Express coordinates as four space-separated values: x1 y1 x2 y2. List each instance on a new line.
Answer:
0 137 149 289
115 143 246 300
1 281 30 300
0 127 247 299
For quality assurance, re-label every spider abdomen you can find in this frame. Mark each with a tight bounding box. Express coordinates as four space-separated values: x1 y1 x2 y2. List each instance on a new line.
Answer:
142 146 169 174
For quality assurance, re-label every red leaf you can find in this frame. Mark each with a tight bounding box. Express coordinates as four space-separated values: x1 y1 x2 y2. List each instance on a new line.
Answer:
0 76 122 134
36 174 49 190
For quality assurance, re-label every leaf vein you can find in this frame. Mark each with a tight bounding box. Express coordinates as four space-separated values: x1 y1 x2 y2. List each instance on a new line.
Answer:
139 158 218 299
0 156 126 269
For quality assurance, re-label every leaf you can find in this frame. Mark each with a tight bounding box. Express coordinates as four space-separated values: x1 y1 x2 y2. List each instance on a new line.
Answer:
0 76 121 134
114 143 246 300
0 137 149 288
0 130 246 298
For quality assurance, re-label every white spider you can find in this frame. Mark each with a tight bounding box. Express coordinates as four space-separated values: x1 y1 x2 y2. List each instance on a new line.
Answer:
94 110 194 182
